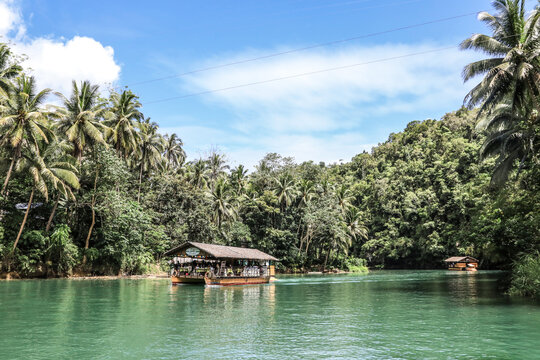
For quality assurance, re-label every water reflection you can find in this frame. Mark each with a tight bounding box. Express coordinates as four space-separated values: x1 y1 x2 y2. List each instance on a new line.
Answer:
2 271 540 360
203 284 276 307
447 271 479 304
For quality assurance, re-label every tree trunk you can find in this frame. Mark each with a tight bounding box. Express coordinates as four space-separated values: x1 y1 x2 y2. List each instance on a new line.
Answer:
1 152 18 196
298 227 306 255
323 248 331 272
12 189 34 252
45 194 60 233
137 158 144 203
82 169 99 265
304 234 311 256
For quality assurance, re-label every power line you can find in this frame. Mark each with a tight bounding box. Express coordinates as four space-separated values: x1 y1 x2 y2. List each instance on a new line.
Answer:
144 45 458 104
127 11 479 87
144 32 521 105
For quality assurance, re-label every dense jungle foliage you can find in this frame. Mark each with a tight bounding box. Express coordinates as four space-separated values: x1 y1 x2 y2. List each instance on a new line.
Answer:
1 0 539 296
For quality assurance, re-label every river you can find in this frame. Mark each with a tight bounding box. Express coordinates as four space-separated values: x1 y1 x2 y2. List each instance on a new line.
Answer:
1 271 539 359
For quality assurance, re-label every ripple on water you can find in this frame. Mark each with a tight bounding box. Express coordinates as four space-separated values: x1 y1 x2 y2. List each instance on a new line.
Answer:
1 271 539 359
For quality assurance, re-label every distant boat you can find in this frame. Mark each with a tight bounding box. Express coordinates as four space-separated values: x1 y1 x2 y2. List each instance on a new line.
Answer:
444 256 479 271
164 241 278 286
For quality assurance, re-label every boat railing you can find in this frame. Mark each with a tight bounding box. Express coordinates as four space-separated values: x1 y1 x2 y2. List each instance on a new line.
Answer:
172 266 269 278
213 266 270 278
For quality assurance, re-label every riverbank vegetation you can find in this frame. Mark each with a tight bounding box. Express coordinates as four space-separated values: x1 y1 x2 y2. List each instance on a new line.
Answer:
0 0 539 295
508 252 540 298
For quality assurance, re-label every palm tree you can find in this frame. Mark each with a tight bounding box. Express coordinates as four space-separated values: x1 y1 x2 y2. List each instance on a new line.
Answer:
39 140 78 233
55 81 107 162
12 143 79 252
0 75 52 196
335 184 354 212
477 103 538 184
163 133 186 171
273 173 296 211
324 228 351 272
207 152 229 188
105 90 143 159
297 179 315 208
297 179 316 253
343 206 368 242
0 43 22 97
188 159 209 189
137 117 165 201
461 0 540 114
461 0 540 184
319 177 333 196
230 165 248 195
206 177 236 229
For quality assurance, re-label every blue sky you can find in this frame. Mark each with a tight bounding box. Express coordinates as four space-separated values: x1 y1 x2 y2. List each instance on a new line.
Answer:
1 0 534 168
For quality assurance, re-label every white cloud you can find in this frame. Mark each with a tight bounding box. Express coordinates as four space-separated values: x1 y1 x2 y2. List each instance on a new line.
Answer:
14 36 121 95
0 0 120 95
183 44 478 124
0 0 24 39
168 43 479 167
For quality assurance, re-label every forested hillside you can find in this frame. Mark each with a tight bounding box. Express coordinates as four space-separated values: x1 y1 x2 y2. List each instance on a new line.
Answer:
1 74 537 276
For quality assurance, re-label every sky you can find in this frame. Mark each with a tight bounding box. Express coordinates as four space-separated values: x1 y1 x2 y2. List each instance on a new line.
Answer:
1 0 533 168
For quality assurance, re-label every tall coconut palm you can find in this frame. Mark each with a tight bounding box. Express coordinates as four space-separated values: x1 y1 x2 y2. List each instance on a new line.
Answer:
343 206 368 242
296 179 316 253
0 75 52 196
335 184 354 212
206 177 236 229
105 90 143 159
319 177 333 196
230 165 248 195
477 103 539 184
207 152 229 189
188 159 209 189
163 133 186 171
0 43 22 96
55 82 110 259
34 139 78 233
12 143 79 252
137 118 165 201
324 227 351 271
273 173 296 211
461 0 540 114
297 179 316 208
54 81 108 163
461 0 540 184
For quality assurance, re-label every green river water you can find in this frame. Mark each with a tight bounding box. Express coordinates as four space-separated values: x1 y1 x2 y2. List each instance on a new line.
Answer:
1 271 539 359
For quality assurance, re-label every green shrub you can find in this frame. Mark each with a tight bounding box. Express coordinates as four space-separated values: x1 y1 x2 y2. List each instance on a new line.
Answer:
509 252 540 298
344 256 368 273
47 224 79 275
16 231 47 276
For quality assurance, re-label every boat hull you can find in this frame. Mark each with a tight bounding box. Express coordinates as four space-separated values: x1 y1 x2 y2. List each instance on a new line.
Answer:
447 267 478 271
204 276 270 286
171 275 206 285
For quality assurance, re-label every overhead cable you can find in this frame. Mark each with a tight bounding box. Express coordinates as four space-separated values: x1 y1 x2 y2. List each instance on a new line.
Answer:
127 11 479 87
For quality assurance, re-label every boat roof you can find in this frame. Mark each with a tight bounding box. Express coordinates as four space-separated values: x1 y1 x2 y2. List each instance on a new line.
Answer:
444 256 479 262
164 241 279 261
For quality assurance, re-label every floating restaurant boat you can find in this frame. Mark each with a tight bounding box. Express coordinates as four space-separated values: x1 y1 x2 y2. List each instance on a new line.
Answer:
164 242 278 286
444 256 479 271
